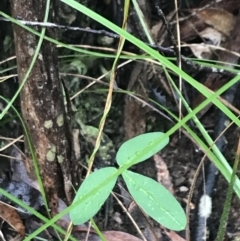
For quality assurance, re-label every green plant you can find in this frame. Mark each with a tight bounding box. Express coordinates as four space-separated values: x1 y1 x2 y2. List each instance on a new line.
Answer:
59 0 240 200
69 132 187 231
0 0 239 240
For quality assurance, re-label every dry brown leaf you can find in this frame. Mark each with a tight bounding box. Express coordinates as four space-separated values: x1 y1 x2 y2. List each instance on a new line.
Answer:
192 10 240 118
180 15 207 42
153 154 174 194
199 27 223 45
196 9 236 36
102 231 143 241
189 27 223 59
189 44 212 59
199 0 240 14
0 201 25 237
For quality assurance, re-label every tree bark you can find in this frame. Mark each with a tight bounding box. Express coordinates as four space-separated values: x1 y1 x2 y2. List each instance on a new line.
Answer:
11 0 74 215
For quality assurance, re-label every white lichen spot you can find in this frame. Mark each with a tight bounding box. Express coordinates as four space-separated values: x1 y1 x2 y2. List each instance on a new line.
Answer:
46 145 56 162
224 119 230 127
56 114 64 127
97 36 114 46
38 53 43 60
44 120 53 129
28 48 35 56
57 155 64 163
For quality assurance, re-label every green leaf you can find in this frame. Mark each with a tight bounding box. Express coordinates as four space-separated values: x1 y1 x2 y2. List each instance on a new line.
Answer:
122 170 186 231
70 167 117 225
116 132 169 166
